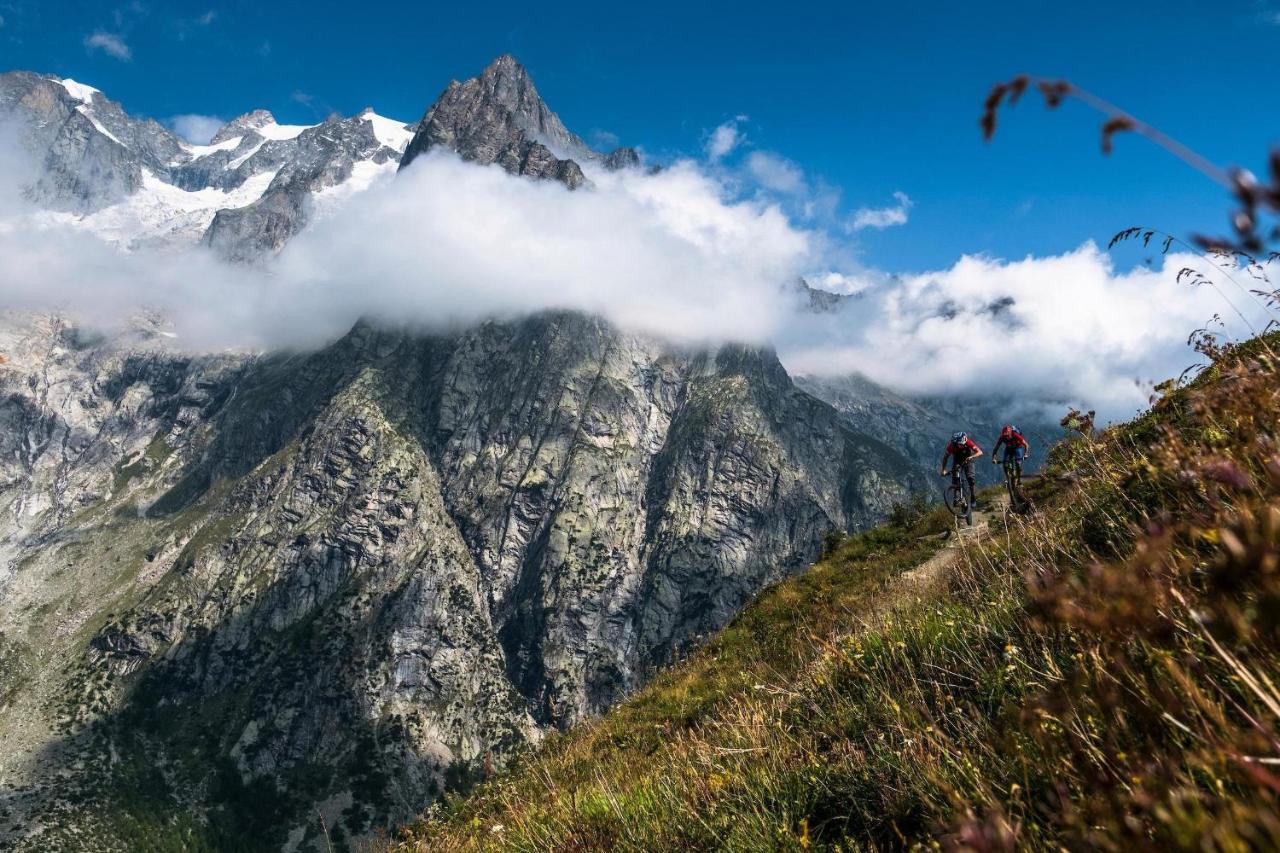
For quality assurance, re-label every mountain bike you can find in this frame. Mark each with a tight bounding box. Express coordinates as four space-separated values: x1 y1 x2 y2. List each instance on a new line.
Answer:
946 467 974 525
999 454 1029 513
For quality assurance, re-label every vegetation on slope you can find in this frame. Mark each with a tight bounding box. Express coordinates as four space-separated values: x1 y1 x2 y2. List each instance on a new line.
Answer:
385 331 1280 851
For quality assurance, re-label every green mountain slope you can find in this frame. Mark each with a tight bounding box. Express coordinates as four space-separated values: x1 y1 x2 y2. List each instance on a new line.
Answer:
390 332 1280 851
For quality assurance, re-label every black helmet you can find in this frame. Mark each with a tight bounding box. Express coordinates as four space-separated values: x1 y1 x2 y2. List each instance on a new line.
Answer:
952 431 967 443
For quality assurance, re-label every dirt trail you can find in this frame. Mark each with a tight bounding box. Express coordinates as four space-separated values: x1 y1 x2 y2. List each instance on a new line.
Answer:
868 494 1010 621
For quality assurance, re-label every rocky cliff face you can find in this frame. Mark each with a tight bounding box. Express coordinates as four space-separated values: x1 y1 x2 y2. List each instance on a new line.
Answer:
0 311 927 850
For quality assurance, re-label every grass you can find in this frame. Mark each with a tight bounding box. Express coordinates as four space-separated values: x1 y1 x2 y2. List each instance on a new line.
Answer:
384 331 1280 851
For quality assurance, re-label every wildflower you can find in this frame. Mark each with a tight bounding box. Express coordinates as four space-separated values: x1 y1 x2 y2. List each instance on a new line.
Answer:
491 823 505 834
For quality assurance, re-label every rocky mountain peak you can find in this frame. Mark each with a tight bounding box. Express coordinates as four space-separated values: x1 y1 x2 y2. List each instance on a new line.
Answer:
473 53 583 149
399 54 591 189
209 108 277 144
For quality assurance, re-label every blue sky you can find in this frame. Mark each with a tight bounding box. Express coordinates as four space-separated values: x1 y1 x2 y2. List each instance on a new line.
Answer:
2 0 1278 271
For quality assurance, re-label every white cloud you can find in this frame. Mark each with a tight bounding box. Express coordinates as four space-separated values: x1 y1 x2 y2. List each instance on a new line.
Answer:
84 31 132 61
0 143 807 352
850 191 913 231
746 151 805 195
165 114 225 145
706 116 747 161
198 10 217 25
2 124 1271 424
781 245 1272 419
808 270 876 295
0 14 6 28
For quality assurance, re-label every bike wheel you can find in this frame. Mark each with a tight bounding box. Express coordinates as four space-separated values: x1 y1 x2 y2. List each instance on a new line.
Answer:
948 484 968 520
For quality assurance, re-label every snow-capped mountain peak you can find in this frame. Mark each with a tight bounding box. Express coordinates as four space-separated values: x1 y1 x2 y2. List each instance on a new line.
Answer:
359 108 415 153
56 77 101 103
1 71 419 257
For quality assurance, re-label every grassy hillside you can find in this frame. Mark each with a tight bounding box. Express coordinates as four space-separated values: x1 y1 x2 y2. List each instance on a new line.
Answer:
382 332 1280 851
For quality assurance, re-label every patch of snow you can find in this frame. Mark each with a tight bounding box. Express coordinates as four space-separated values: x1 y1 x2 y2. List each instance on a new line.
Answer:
361 110 415 153
309 159 396 220
227 139 267 170
57 78 101 103
255 121 312 141
76 105 125 147
183 136 244 159
31 168 280 249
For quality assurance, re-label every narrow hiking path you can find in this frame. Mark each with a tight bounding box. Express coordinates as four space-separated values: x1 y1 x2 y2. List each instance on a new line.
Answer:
873 492 1010 618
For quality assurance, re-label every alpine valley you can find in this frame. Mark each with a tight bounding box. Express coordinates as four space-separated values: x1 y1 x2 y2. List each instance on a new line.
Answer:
0 55 1049 850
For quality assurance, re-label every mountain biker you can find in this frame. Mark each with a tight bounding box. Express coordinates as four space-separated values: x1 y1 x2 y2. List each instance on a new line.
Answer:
940 431 983 509
992 424 1030 476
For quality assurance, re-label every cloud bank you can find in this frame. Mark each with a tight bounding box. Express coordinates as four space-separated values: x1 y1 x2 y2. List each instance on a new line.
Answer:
783 244 1270 418
0 127 1270 422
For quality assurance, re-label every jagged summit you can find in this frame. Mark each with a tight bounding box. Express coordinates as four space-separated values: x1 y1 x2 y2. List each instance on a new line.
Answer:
399 53 591 188
209 108 278 144
399 54 640 188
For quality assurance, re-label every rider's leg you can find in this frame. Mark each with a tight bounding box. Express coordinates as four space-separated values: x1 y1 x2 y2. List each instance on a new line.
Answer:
963 461 977 507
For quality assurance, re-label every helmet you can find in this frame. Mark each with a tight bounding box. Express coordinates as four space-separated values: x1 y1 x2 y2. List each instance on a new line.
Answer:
951 431 967 443
1002 424 1020 437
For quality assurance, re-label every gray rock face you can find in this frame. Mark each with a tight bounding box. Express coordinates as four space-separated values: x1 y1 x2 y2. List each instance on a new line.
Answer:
602 146 642 171
400 54 595 189
210 109 280 145
796 373 1059 486
0 311 927 849
0 72 181 211
204 113 405 260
